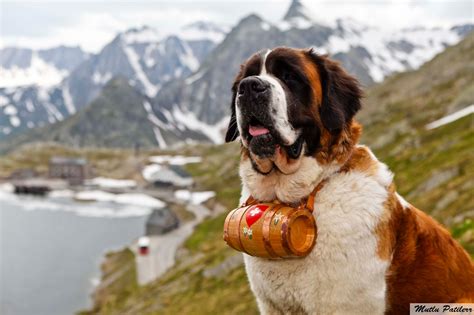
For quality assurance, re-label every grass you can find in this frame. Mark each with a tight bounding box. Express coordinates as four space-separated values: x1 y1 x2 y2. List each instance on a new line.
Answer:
0 142 172 181
376 115 474 252
152 264 258 315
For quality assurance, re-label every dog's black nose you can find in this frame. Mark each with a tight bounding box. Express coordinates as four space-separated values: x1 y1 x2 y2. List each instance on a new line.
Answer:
238 77 268 95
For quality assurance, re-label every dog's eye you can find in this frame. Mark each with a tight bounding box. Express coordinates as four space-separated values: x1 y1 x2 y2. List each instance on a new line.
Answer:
281 71 296 83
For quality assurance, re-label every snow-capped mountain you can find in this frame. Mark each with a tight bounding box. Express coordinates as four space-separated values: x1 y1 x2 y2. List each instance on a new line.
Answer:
65 25 209 106
323 18 468 82
280 0 314 29
179 21 228 43
1 0 472 148
0 46 89 88
148 0 473 144
0 46 89 135
0 23 226 138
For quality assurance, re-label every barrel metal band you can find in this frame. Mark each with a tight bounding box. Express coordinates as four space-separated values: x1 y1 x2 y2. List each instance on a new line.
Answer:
262 203 284 258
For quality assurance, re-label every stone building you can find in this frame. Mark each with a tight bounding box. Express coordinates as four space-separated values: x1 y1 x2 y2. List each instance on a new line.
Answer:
145 208 179 235
48 157 90 185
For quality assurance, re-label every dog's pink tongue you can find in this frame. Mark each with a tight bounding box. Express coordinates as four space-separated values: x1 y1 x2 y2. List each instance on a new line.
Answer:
249 125 269 137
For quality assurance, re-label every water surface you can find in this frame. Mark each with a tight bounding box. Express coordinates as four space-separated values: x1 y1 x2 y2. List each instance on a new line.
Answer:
1 192 148 315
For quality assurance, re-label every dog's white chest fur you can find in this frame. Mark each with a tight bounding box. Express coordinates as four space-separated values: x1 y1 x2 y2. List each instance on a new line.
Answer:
241 169 392 315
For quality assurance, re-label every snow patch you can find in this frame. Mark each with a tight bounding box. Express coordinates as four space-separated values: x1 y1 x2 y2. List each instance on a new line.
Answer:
0 52 68 88
92 71 113 85
43 101 63 122
49 189 75 198
122 45 158 97
184 69 206 85
0 95 9 107
148 155 202 165
174 190 216 205
88 177 137 189
425 105 474 130
4 105 17 115
172 106 227 144
26 100 35 112
62 84 76 115
152 127 168 148
143 101 171 131
37 88 49 102
179 42 199 71
75 190 165 208
9 116 20 127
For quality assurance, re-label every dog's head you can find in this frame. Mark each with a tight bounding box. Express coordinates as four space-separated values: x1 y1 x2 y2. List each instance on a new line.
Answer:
226 47 362 202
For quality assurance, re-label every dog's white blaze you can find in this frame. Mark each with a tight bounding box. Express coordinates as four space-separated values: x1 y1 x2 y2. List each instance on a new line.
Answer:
260 49 271 75
235 49 271 148
242 166 391 314
257 52 299 145
235 48 298 146
257 74 298 145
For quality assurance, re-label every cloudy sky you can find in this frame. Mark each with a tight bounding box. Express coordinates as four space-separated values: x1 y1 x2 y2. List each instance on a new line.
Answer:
1 0 472 53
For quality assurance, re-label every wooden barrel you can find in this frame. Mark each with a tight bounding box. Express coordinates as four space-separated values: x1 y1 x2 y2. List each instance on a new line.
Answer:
223 202 316 259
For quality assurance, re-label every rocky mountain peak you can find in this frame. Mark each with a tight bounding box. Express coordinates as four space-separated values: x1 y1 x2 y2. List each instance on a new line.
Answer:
239 14 264 26
120 25 161 44
182 21 226 34
283 0 311 22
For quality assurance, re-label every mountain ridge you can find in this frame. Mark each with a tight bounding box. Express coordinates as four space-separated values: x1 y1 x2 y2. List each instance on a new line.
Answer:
1 0 472 147
0 23 225 140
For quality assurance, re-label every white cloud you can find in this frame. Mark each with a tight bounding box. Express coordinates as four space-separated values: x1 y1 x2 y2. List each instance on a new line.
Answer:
1 12 126 52
0 5 226 53
0 0 471 53
302 0 473 29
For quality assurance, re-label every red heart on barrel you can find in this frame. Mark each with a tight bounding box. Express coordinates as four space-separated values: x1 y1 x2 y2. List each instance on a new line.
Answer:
245 205 269 227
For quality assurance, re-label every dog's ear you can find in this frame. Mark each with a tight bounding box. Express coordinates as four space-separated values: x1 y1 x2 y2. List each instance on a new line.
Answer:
307 49 362 134
225 65 245 142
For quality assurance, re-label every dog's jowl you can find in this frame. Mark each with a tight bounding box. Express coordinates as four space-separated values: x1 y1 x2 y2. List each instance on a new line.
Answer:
224 47 474 315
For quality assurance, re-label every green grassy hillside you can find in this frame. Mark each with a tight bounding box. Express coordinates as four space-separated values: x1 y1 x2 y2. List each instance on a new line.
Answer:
360 32 474 251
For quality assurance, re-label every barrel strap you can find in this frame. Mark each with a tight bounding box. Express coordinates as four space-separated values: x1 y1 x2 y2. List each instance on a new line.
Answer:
305 179 328 212
243 195 257 207
305 148 354 212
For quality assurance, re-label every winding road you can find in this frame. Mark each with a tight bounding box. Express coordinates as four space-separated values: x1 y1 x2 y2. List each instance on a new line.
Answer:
132 203 210 285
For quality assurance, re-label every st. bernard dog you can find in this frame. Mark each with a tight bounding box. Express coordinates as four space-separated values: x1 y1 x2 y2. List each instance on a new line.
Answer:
224 47 474 314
